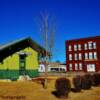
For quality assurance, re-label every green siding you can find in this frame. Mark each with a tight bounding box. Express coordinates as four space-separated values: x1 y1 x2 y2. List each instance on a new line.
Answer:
0 69 38 80
0 47 39 79
26 70 39 77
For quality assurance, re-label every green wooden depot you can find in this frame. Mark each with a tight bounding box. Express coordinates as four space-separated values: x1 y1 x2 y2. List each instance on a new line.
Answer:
0 37 46 80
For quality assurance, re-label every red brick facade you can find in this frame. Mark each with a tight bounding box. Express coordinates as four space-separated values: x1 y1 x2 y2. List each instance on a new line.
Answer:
66 36 100 72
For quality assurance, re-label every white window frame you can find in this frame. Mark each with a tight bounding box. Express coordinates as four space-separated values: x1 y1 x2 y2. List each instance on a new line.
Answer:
93 42 96 49
79 53 82 60
75 63 78 70
68 45 72 51
88 42 92 50
69 54 72 61
94 52 97 59
89 52 93 59
79 63 82 70
85 53 88 59
69 64 72 70
87 64 95 72
84 43 87 50
78 44 81 50
74 44 77 51
75 53 78 60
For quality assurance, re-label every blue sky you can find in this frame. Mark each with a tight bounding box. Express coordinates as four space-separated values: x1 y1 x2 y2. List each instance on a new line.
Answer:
0 0 100 62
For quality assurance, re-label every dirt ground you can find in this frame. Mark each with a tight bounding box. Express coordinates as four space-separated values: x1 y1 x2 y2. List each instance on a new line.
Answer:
0 76 100 100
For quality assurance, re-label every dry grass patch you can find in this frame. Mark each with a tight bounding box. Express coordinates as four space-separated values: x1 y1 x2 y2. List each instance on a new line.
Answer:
0 76 100 100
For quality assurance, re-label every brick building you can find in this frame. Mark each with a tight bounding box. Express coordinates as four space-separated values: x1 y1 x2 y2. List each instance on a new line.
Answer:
66 36 100 72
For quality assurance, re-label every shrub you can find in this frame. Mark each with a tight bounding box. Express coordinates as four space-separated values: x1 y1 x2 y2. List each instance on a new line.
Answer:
81 74 92 90
54 77 71 98
92 73 100 86
72 75 82 92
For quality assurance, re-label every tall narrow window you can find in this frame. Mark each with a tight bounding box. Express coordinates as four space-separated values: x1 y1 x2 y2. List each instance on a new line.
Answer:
69 54 72 60
69 64 72 70
74 44 77 51
89 52 93 59
85 53 88 59
79 63 82 70
79 53 82 60
75 63 78 70
19 54 26 75
84 43 87 50
93 42 96 49
69 45 72 51
94 52 97 59
78 44 81 50
75 53 78 60
88 42 92 49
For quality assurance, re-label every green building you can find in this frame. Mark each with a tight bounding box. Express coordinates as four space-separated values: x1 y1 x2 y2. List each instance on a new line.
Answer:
0 37 46 80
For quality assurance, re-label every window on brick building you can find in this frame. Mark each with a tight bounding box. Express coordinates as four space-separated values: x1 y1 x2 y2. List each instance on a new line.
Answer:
69 54 72 60
89 52 93 59
88 42 92 49
87 64 95 72
93 42 96 49
84 43 87 50
69 64 72 70
78 44 81 50
74 44 77 51
75 53 78 60
75 63 78 70
94 52 97 59
68 45 72 51
79 63 82 70
85 53 88 59
79 53 82 60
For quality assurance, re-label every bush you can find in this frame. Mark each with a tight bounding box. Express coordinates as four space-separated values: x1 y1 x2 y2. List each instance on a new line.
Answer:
92 73 100 86
54 77 71 98
81 74 92 90
72 75 82 92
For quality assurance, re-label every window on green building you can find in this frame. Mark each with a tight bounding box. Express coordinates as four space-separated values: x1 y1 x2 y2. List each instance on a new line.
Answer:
19 55 26 75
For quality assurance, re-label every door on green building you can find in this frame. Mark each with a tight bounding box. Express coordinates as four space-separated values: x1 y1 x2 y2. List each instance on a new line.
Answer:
19 55 26 75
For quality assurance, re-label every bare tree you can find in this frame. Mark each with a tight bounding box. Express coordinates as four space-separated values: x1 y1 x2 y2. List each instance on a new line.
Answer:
38 13 56 89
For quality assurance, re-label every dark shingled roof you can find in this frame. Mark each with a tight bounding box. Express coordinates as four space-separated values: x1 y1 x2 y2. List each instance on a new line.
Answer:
0 37 48 62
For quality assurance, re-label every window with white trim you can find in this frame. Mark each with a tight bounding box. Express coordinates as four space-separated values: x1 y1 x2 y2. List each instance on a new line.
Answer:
75 63 78 70
78 44 81 50
79 53 82 60
84 43 87 50
93 42 96 49
85 53 88 59
87 64 95 72
79 63 82 70
94 52 97 59
74 44 77 51
89 52 93 59
68 45 72 51
88 42 92 49
69 64 72 70
69 54 72 60
74 53 78 60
